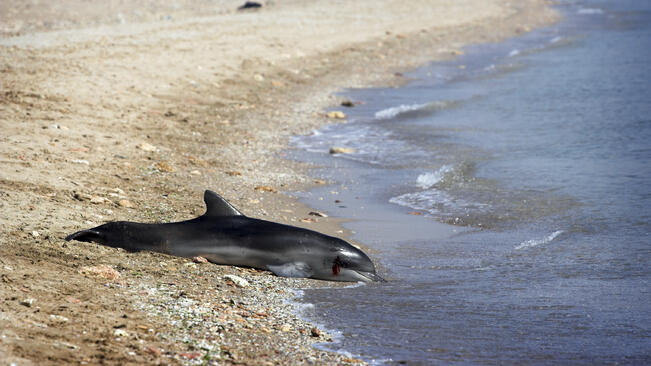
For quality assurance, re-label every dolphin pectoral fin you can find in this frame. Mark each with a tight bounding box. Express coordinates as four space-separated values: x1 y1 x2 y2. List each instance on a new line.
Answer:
203 190 244 217
267 263 313 278
65 229 103 243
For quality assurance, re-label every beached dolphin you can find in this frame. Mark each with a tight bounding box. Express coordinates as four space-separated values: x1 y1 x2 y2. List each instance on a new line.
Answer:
66 190 384 282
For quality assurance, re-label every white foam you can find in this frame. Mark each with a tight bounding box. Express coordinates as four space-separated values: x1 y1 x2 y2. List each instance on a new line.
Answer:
374 103 427 120
514 230 563 250
577 8 604 15
416 165 454 188
508 49 520 57
550 36 563 44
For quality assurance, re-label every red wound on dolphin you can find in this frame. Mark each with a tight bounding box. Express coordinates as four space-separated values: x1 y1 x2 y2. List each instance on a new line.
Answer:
332 256 342 275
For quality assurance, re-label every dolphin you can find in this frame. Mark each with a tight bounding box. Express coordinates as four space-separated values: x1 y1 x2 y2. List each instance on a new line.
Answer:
66 190 384 282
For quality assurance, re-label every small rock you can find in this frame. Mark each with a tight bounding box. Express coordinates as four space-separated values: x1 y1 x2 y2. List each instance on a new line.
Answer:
79 265 121 281
238 1 262 10
118 199 133 208
145 346 162 356
31 230 40 238
136 142 156 152
314 179 327 185
113 329 128 337
340 100 355 107
193 256 208 263
49 314 69 323
254 185 277 193
90 196 106 204
308 211 328 218
154 161 175 173
280 325 292 332
408 211 423 216
300 218 316 223
180 352 202 359
187 155 209 167
329 147 356 154
253 74 264 82
224 275 249 288
189 170 201 175
326 111 346 119
112 188 125 195
74 192 92 201
310 327 321 337
70 159 90 165
20 298 35 307
226 171 242 176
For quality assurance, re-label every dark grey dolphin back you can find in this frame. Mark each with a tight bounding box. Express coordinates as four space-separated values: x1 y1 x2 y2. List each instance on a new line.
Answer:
203 190 243 217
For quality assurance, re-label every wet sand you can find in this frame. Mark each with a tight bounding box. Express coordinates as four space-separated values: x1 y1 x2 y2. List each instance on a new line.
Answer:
0 1 557 364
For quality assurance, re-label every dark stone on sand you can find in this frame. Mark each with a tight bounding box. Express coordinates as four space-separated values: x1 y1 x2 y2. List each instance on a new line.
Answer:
341 100 354 107
238 2 262 10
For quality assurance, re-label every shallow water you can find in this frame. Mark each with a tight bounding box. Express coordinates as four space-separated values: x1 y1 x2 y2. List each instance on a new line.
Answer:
291 1 651 364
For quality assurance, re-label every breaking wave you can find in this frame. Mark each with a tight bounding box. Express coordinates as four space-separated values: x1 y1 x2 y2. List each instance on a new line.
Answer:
514 230 564 250
416 165 455 189
374 100 456 120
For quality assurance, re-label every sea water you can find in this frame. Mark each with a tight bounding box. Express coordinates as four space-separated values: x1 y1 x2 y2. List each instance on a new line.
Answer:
291 1 651 364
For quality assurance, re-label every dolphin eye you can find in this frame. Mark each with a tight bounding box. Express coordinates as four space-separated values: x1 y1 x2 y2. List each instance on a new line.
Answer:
332 256 342 276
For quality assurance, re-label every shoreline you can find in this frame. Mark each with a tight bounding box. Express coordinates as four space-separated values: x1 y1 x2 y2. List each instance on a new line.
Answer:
0 1 558 364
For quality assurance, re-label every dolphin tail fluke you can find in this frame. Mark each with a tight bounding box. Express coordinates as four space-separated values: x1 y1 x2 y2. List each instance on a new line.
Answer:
65 229 103 243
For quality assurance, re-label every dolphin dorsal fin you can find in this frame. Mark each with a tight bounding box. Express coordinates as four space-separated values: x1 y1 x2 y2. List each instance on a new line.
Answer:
203 190 244 217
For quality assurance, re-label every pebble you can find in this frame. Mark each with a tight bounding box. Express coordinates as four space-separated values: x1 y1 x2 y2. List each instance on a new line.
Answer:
329 147 356 154
300 218 316 223
145 346 162 356
113 329 128 337
308 211 328 218
238 1 263 10
70 159 90 165
79 265 121 281
310 327 321 337
226 171 243 176
136 142 156 152
340 100 355 107
193 256 208 263
74 192 92 201
224 275 249 288
90 196 106 204
20 298 35 307
49 314 69 323
326 111 346 119
254 185 277 193
280 325 292 332
118 199 133 208
190 170 201 175
314 179 327 185
31 230 40 238
155 161 175 173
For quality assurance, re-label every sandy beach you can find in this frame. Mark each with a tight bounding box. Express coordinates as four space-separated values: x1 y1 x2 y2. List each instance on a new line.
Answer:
0 1 557 364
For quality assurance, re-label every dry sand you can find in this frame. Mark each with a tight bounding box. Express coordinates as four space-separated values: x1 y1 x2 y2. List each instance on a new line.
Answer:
0 0 558 364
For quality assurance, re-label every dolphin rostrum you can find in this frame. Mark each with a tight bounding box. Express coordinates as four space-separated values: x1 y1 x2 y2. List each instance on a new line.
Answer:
66 190 384 282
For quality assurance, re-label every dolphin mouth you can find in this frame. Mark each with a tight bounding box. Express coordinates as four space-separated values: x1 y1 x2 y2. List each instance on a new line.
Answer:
355 270 387 282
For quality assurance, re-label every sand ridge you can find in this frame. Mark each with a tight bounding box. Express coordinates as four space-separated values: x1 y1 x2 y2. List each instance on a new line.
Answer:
0 0 558 364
